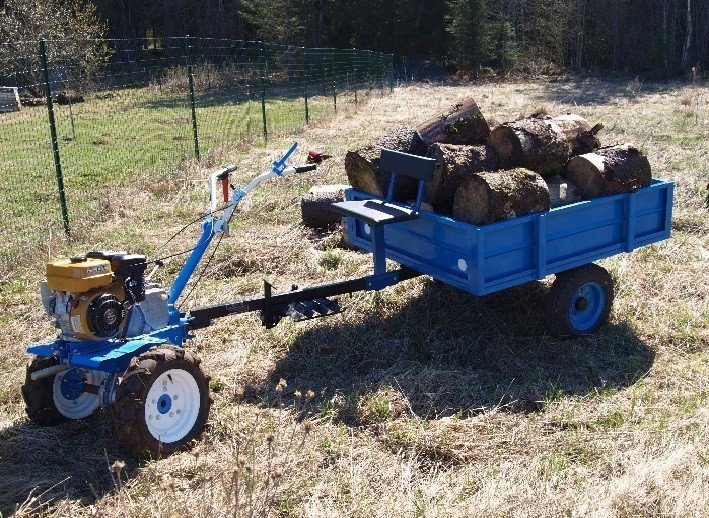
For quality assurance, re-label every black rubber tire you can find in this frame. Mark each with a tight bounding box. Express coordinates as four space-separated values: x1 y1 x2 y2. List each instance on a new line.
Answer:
21 356 67 426
544 263 614 337
112 345 212 458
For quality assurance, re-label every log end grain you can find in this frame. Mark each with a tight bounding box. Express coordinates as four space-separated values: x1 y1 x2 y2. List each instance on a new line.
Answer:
452 168 550 225
301 184 350 229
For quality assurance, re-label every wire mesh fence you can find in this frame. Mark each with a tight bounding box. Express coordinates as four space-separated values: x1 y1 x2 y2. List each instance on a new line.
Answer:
0 38 394 275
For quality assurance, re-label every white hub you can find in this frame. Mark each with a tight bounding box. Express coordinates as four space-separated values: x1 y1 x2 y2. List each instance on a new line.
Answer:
52 369 105 419
144 368 201 444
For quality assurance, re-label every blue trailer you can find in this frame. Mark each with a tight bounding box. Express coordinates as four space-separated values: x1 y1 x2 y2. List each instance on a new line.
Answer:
21 144 674 457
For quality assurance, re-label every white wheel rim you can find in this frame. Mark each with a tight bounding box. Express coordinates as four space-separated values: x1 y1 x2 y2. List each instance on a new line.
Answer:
144 368 201 444
53 369 104 419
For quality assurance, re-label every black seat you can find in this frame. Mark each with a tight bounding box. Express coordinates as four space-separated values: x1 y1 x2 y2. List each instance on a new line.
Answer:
332 199 417 226
332 148 435 227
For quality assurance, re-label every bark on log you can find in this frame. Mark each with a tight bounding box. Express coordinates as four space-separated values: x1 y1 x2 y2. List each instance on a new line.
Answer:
545 175 582 207
424 143 499 210
55 91 84 105
417 97 490 145
551 114 603 156
452 168 551 225
345 128 428 201
565 144 651 199
300 184 349 229
488 118 571 178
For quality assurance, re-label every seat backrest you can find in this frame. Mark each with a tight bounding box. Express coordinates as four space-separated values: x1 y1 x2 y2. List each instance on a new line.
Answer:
379 148 435 210
380 149 435 181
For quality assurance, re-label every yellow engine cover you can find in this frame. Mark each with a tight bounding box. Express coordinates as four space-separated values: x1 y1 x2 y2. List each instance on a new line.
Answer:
46 257 113 293
71 282 126 341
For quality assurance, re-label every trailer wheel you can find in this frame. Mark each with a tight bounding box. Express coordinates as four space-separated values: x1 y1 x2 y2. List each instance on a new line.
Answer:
112 345 211 458
545 264 614 337
21 356 67 426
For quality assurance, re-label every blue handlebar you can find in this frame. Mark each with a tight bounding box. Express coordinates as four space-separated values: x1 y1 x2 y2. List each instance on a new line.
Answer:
273 142 299 175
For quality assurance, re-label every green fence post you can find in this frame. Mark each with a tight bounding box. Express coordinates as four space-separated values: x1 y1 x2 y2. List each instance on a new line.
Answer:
352 52 358 104
333 85 337 113
39 39 70 236
368 50 372 91
259 43 268 140
390 54 395 93
303 48 309 123
186 36 200 160
380 53 385 96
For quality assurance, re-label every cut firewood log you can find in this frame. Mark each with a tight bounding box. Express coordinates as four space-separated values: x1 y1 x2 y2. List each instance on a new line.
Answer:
301 184 349 229
55 91 84 105
417 97 490 145
424 143 499 210
545 175 582 207
452 168 551 225
345 128 428 201
488 118 571 178
565 144 651 199
551 114 603 156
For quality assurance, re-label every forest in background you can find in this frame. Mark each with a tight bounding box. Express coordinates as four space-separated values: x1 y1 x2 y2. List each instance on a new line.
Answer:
1 0 707 78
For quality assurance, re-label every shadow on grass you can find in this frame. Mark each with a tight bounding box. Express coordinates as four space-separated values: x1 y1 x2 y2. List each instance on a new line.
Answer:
245 278 654 423
0 412 137 515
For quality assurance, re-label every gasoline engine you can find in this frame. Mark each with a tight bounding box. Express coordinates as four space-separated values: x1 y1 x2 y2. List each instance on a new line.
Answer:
41 251 169 342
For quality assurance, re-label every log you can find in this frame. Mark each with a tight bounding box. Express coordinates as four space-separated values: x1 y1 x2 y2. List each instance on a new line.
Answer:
452 168 551 225
424 143 498 210
565 144 652 199
545 175 582 207
55 91 84 105
417 97 490 145
488 117 571 178
300 184 349 229
345 128 428 201
551 114 603 156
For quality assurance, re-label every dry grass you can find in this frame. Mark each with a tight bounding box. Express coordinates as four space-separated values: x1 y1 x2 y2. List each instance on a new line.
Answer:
1 78 708 517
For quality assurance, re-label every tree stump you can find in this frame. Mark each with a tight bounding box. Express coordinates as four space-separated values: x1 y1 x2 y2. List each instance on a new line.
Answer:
452 168 551 225
424 143 498 210
300 185 349 229
565 144 651 199
488 117 571 178
345 128 428 201
417 97 490 145
551 114 603 156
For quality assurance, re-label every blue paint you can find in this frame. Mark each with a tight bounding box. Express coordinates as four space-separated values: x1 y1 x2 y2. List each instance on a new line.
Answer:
168 219 215 304
273 142 298 174
157 393 172 414
59 368 87 400
569 281 605 331
28 321 191 374
346 180 674 296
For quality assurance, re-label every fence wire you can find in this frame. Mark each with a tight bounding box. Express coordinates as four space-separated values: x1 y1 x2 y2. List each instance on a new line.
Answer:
0 38 394 275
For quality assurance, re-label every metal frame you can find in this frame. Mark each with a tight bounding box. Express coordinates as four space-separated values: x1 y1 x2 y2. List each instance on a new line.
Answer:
346 179 674 296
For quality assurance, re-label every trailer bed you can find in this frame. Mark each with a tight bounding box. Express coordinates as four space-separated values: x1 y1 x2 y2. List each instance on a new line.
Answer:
345 179 674 296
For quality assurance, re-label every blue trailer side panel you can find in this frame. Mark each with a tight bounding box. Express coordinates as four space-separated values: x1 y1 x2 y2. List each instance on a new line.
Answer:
346 180 673 296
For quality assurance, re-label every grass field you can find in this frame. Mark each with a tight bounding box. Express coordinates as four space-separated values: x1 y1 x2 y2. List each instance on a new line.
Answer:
0 78 707 516
0 82 356 270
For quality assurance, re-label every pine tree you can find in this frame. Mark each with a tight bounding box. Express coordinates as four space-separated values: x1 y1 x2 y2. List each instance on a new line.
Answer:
445 0 493 75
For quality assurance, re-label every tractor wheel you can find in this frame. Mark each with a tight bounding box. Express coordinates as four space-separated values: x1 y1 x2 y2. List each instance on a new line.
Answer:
545 264 614 337
21 356 67 426
112 345 211 458
22 357 105 425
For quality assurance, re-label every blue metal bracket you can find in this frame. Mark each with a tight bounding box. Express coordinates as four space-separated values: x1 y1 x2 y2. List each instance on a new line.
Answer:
273 141 298 175
27 322 190 374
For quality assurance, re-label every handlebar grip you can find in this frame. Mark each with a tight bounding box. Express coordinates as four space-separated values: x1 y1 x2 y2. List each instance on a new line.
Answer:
294 164 317 174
